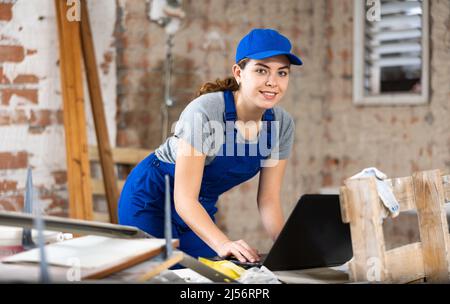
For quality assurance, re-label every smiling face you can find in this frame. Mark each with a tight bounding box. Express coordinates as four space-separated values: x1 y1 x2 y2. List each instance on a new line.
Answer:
233 55 291 110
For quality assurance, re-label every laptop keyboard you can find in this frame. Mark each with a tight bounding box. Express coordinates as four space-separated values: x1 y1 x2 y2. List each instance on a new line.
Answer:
210 254 268 269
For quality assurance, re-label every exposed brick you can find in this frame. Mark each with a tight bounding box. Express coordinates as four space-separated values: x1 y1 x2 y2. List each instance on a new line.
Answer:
0 45 25 63
13 74 39 84
2 89 38 105
0 151 28 170
40 192 67 213
0 109 29 125
100 51 113 75
30 109 52 127
0 180 17 192
52 170 67 185
13 110 27 124
28 126 45 134
0 111 10 125
26 49 37 56
116 129 140 148
0 3 13 21
321 172 333 187
0 195 24 212
0 67 10 84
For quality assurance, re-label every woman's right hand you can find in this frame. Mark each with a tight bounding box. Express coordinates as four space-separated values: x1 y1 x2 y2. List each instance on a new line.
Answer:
216 239 260 263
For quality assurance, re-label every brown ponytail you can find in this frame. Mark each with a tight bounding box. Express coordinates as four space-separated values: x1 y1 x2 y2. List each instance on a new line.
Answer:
196 58 250 97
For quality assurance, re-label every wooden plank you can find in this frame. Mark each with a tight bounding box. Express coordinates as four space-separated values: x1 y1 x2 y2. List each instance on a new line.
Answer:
93 211 110 223
91 179 125 196
55 0 93 220
137 251 184 282
344 177 391 282
339 186 351 223
413 170 450 283
80 1 118 224
89 146 152 165
385 176 416 212
82 239 180 280
386 242 425 283
385 173 449 212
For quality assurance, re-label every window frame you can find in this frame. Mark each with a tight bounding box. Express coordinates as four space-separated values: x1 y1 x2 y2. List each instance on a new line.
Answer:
353 0 430 106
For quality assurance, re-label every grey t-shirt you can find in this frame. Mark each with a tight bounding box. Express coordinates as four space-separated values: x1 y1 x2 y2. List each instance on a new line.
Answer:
155 91 295 165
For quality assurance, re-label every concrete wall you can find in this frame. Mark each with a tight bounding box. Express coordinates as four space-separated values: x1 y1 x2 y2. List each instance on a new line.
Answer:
0 0 117 216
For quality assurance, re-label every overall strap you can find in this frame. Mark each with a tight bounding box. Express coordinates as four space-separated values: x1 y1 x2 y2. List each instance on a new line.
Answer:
223 90 237 122
262 109 275 150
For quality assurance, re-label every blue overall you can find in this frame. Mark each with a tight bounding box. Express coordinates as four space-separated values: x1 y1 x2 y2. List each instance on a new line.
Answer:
118 90 274 259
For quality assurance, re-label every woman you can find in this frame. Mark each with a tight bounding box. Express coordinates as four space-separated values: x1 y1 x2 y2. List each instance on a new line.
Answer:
118 28 302 263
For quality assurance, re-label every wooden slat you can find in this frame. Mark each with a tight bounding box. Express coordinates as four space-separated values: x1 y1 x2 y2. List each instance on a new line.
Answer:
55 0 93 220
339 186 351 223
82 239 179 280
80 1 119 224
91 179 125 196
385 174 449 212
413 170 450 283
93 211 110 223
386 242 425 283
385 176 416 212
89 146 152 165
137 251 184 282
344 177 391 282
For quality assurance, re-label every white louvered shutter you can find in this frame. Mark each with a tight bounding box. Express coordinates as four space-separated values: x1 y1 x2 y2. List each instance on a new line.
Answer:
364 0 423 94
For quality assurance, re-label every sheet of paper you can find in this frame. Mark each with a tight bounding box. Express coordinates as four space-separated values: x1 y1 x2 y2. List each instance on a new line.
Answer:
3 235 168 269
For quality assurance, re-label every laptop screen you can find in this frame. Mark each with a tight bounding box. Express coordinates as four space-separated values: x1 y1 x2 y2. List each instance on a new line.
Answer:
263 194 353 271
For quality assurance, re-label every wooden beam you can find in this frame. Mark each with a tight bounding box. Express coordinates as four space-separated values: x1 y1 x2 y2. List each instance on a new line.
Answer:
55 0 93 220
82 240 180 280
343 177 391 282
385 176 416 212
89 146 153 165
385 173 449 213
413 170 450 283
80 1 118 224
386 242 425 283
91 179 125 196
137 251 184 282
339 186 351 223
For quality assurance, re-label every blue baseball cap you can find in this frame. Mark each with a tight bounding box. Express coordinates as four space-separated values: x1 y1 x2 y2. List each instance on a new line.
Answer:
235 28 303 65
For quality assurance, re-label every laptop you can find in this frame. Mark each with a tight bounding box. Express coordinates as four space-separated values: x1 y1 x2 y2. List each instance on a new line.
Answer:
213 194 353 271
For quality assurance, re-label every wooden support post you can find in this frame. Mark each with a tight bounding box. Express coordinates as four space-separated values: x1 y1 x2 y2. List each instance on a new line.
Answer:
80 0 119 223
413 170 450 283
55 0 93 220
342 177 391 282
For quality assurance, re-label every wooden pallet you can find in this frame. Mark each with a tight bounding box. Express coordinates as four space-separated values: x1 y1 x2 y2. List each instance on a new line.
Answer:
340 169 450 283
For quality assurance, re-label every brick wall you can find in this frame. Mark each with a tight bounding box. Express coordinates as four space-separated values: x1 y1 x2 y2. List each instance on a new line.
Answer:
0 1 116 216
116 0 450 252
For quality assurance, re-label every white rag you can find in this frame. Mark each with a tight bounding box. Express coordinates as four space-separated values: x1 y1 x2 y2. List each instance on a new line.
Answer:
350 167 400 217
238 266 281 284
